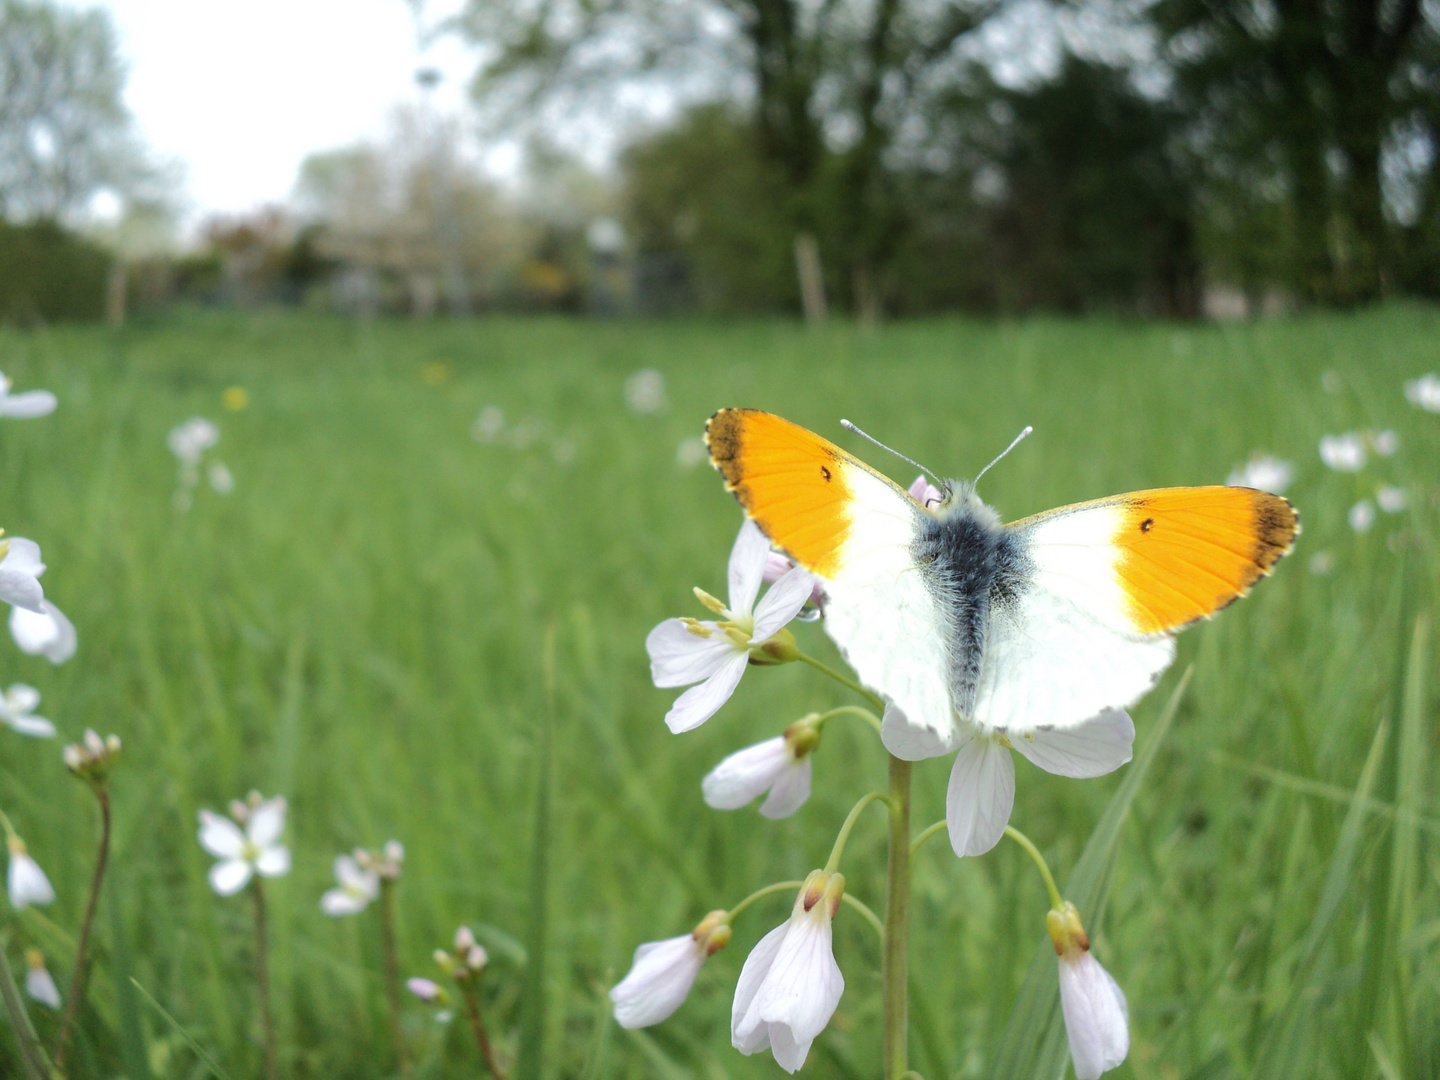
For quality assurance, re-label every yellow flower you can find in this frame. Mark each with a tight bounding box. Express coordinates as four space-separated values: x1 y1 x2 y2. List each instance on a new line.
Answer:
222 386 249 411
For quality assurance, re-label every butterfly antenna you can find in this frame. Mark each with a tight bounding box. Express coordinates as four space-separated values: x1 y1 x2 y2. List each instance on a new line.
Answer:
840 419 945 487
973 426 1034 486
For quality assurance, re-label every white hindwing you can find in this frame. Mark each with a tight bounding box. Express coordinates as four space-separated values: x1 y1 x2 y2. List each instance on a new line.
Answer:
820 465 959 746
972 501 1175 734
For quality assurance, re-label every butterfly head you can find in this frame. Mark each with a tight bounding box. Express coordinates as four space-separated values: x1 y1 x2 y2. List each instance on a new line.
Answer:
932 478 1001 528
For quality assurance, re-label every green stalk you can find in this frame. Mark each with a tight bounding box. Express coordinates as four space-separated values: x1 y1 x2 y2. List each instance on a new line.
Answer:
253 881 277 1080
824 792 891 873
378 880 409 1078
882 754 911 1080
55 788 111 1075
1004 825 1063 910
796 652 886 711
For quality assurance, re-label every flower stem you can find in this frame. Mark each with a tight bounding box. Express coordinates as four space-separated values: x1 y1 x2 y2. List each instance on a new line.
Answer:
379 880 410 1079
0 935 54 1080
54 787 111 1076
840 894 886 943
824 791 891 874
882 754 911 1080
253 880 278 1080
815 705 884 737
460 983 506 1080
724 880 806 923
1004 825 1063 910
796 652 886 712
909 819 948 857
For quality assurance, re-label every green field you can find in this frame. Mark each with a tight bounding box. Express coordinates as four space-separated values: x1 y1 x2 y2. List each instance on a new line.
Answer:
0 306 1435 1079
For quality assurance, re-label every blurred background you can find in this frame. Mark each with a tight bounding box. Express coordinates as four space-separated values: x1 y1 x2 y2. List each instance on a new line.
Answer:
3 0 1439 326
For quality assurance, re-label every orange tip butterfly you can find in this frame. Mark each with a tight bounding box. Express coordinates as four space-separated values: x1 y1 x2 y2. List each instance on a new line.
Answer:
706 408 1299 761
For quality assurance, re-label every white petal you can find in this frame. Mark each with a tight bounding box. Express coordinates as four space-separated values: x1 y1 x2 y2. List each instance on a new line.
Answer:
727 520 770 617
758 758 812 819
255 843 291 878
5 684 40 715
749 565 816 642
209 858 254 896
0 390 57 418
702 737 793 810
334 854 376 894
1059 952 1130 1079
744 912 843 1067
1 538 45 577
732 921 790 1054
247 799 286 847
321 887 371 916
8 854 55 907
7 714 55 738
946 733 1015 857
664 652 748 733
0 572 43 613
769 1023 816 1074
881 701 958 761
1010 710 1134 779
198 811 246 858
10 602 76 663
609 934 705 1028
25 964 60 1008
646 619 737 688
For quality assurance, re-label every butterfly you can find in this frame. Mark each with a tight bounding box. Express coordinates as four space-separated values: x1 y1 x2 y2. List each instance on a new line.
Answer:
705 408 1299 770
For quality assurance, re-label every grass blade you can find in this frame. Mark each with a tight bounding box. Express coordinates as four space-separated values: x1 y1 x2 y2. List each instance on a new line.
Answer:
0 939 53 1080
110 878 154 1080
988 665 1191 1080
516 619 557 1079
129 977 235 1080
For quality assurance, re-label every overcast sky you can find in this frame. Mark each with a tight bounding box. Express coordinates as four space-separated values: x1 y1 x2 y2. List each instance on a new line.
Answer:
81 0 477 220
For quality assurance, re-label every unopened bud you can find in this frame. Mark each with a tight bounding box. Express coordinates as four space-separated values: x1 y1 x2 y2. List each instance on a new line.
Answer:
749 627 799 665
433 948 454 973
105 734 121 754
702 923 732 956
454 926 476 952
466 945 488 971
1046 901 1089 957
408 977 445 1003
384 840 404 864
783 715 822 757
63 745 83 771
84 729 103 756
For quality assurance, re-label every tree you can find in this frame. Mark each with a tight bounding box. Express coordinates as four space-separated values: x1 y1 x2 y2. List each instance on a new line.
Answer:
1153 0 1440 302
0 0 158 224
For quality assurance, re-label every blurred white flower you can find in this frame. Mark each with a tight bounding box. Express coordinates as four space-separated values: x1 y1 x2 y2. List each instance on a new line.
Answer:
207 462 234 494
1225 454 1295 495
408 977 444 1003
7 837 55 908
1050 902 1129 1080
0 684 54 737
24 950 60 1008
702 718 819 819
1319 433 1366 472
0 373 56 419
471 406 504 442
611 911 731 1029
1308 550 1335 576
0 536 46 613
197 793 290 896
1404 372 1440 412
675 436 707 468
625 369 667 414
10 600 77 664
1321 369 1343 394
732 870 846 1073
1348 500 1376 533
1377 486 1408 513
1371 430 1399 456
645 520 814 733
167 417 220 466
320 853 380 916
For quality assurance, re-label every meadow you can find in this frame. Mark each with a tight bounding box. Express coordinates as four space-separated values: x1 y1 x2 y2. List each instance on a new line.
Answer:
0 304 1435 1080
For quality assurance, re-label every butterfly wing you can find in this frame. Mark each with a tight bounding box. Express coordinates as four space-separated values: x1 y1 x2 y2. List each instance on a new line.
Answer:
707 409 959 743
974 486 1298 733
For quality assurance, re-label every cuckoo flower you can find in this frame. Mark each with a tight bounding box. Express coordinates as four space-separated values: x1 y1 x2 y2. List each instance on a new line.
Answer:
0 536 46 613
646 520 815 733
1404 372 1440 413
321 853 380 916
1319 432 1366 472
610 910 731 1028
702 716 820 819
10 600 77 664
25 949 60 1008
7 837 55 908
1225 454 1294 495
1050 901 1129 1079
0 373 57 419
731 870 845 1073
0 684 54 737
198 793 290 896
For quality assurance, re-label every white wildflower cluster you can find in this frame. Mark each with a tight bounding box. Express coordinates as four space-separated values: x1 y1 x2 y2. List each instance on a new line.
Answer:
167 417 233 509
321 840 404 916
63 729 121 789
197 792 291 896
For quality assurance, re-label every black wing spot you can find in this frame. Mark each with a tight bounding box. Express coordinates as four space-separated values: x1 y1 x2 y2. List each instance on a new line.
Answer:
820 465 832 481
1140 518 1155 533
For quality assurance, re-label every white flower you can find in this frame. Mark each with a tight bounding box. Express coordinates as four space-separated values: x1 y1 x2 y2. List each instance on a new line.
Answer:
1225 453 1294 495
675 435 707 468
197 795 291 896
0 536 46 613
625 369 667 414
167 417 219 466
24 950 60 1008
610 911 730 1029
0 684 54 737
1308 550 1335 576
702 721 817 819
7 837 55 908
207 462 234 494
10 600 77 664
408 977 444 1002
0 374 57 419
321 853 380 916
1404 372 1440 412
1377 486 1408 513
1050 902 1129 1080
646 521 816 733
1372 430 1399 456
471 406 504 442
732 870 845 1073
925 708 1134 857
1348 500 1376 533
1319 432 1367 472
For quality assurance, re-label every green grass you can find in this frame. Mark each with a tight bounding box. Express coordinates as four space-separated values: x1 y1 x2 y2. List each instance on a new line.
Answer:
0 305 1436 1079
